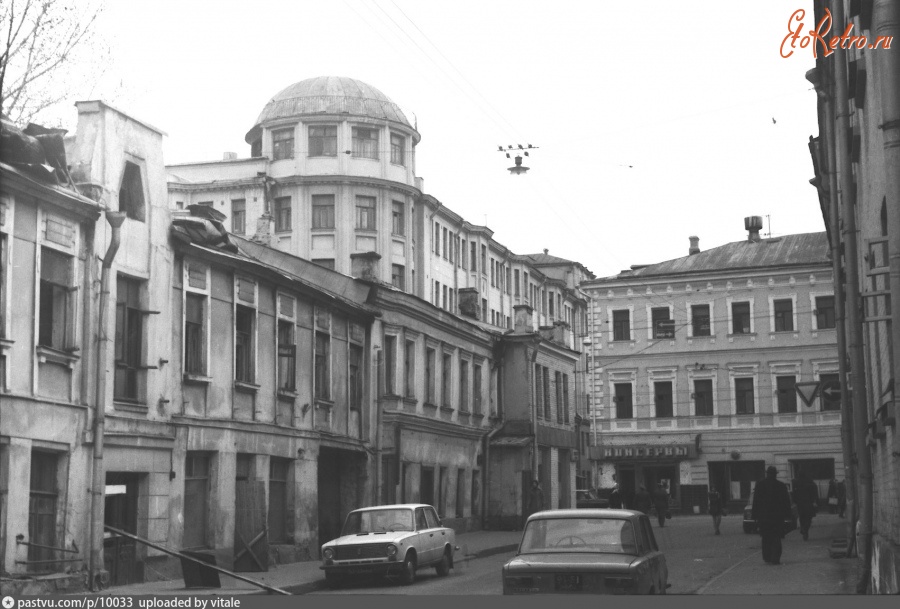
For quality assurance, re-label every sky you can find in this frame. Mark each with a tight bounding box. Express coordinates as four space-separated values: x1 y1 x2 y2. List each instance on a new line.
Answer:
58 1 825 278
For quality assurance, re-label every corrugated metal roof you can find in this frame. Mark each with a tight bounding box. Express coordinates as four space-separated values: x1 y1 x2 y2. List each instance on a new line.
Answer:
254 76 414 129
594 232 829 282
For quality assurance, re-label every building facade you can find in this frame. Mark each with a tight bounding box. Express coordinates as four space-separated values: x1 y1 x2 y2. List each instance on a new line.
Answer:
581 223 843 513
807 0 900 593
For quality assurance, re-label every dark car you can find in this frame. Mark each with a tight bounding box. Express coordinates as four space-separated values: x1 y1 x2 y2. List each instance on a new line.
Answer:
503 509 669 595
576 489 610 509
742 490 799 534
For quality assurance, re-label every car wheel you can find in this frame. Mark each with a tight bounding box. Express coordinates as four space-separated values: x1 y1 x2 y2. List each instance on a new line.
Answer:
435 549 451 576
324 572 343 590
400 552 417 585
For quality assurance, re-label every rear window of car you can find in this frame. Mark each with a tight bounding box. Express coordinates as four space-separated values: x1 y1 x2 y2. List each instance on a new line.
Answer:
520 517 637 555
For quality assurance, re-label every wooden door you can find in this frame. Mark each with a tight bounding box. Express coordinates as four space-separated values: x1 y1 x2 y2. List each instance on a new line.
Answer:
233 480 268 572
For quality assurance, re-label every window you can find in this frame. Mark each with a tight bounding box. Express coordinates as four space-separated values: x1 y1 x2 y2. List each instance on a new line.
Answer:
434 280 440 305
312 194 335 229
315 332 330 400
391 264 405 290
815 296 836 329
691 304 711 336
735 378 754 414
349 344 363 410
555 371 563 423
434 223 441 255
392 201 405 235
274 196 291 232
562 374 569 423
693 379 713 416
651 307 672 338
268 459 289 544
535 364 543 419
460 360 469 412
443 227 448 260
352 126 379 159
385 335 397 396
819 373 840 411
481 245 486 274
404 340 416 398
312 259 335 270
514 270 520 296
473 363 482 414
543 367 551 419
309 125 337 157
118 161 145 221
614 383 633 419
235 305 255 383
114 276 145 401
548 290 554 316
355 196 376 230
277 294 296 392
231 199 245 234
612 309 630 341
28 451 59 569
441 352 452 407
655 381 673 418
731 302 751 334
390 133 405 165
773 299 794 331
442 285 448 310
184 292 206 376
776 375 797 413
461 239 467 269
272 128 295 160
470 242 477 271
184 453 210 548
490 259 496 287
38 248 74 350
507 268 512 295
482 298 487 321
425 348 436 404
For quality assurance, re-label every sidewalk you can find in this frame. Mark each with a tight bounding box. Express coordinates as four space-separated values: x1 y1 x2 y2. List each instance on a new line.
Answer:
93 529 523 596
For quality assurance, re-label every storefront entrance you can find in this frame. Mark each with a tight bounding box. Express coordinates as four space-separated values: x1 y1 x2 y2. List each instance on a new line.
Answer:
708 460 765 502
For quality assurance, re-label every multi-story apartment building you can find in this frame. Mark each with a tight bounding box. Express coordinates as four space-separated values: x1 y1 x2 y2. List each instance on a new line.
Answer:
581 221 842 513
807 0 899 593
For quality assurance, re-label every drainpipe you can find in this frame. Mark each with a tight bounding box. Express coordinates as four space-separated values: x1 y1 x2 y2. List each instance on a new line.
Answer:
482 424 501 529
89 210 126 590
875 0 900 439
529 338 541 479
808 65 857 556
831 1 873 592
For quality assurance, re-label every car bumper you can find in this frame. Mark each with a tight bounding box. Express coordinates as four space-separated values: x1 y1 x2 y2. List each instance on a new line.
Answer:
321 561 404 576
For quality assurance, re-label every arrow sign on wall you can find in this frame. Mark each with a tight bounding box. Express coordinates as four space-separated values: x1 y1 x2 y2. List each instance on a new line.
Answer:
795 381 821 408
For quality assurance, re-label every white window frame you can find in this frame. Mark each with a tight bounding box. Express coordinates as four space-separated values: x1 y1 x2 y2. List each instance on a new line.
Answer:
645 304 674 340
0 194 15 347
275 292 297 394
608 370 637 420
233 275 259 386
688 369 718 416
607 305 635 342
809 291 836 331
726 297 755 335
768 294 798 333
768 361 802 413
647 367 677 418
183 260 211 379
686 300 715 338
728 364 759 416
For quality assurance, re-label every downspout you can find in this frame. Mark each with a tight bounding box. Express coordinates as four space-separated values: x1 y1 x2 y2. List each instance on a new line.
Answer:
808 65 857 556
831 1 873 592
875 0 900 448
89 210 126 590
483 343 505 529
529 338 541 478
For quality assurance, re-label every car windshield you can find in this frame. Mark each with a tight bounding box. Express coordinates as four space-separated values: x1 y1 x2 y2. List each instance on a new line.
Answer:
519 517 637 555
341 508 415 534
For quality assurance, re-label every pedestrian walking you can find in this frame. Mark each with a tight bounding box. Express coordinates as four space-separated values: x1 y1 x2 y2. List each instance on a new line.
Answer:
751 466 793 565
793 472 818 541
652 482 669 526
708 485 726 535
609 485 623 509
836 479 847 518
634 485 652 514
826 478 838 514
527 479 544 518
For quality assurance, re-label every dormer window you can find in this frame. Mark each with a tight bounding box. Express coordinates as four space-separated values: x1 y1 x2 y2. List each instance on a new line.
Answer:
272 128 294 160
352 127 379 159
119 162 145 222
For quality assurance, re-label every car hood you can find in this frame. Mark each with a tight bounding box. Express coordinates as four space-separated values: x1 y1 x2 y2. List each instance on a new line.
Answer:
323 531 414 548
505 552 638 572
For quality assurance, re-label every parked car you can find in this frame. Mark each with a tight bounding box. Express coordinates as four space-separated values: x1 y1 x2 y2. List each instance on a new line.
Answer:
320 503 456 588
742 490 800 534
576 489 610 509
502 509 669 595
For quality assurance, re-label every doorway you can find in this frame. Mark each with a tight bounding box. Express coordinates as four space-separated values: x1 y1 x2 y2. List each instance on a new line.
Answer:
104 473 142 586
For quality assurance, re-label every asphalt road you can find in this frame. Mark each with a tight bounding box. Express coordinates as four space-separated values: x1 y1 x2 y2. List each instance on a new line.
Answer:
308 512 852 595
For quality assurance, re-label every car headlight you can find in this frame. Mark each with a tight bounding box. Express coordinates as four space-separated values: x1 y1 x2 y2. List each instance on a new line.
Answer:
386 544 398 559
323 547 334 560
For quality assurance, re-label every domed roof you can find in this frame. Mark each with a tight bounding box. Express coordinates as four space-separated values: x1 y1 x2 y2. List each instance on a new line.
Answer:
251 76 415 133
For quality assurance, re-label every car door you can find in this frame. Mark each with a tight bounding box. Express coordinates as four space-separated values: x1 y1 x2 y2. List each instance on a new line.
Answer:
414 507 435 565
640 515 667 593
424 506 447 563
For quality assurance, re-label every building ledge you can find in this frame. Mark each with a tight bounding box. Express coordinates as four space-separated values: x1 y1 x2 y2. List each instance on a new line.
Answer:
36 345 79 368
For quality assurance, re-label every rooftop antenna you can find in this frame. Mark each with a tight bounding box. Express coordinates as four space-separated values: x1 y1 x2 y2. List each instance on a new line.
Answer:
765 214 772 238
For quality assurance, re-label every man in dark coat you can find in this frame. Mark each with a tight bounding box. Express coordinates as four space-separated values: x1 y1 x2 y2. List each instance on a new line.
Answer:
708 485 726 535
609 485 623 509
527 479 544 519
793 472 819 541
836 479 847 518
751 466 793 565
634 485 652 514
652 482 669 526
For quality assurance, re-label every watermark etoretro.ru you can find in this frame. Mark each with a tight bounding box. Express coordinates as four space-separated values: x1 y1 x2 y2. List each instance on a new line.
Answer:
780 8 893 58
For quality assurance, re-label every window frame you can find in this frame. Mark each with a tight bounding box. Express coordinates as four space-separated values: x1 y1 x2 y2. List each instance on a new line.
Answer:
611 308 632 342
114 274 152 402
812 293 836 330
613 382 634 419
776 375 798 413
693 378 714 416
233 276 258 385
37 246 76 353
351 126 379 160
231 199 246 234
689 302 713 337
355 195 376 231
729 299 753 335
272 127 295 161
311 194 335 229
276 293 297 393
274 196 292 232
308 124 337 157
771 296 796 332
391 200 405 236
390 132 405 166
654 380 674 418
391 264 405 290
734 377 755 415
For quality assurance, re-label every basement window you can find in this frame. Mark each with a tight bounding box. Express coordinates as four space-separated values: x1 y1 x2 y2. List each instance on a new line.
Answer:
119 162 145 222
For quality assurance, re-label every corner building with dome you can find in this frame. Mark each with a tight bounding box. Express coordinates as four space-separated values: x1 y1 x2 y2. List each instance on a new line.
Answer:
160 77 596 576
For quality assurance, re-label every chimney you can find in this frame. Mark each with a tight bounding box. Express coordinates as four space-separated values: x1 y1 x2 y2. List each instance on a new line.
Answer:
552 320 570 345
251 212 275 246
744 216 763 242
689 236 700 255
223 151 237 160
514 304 534 333
457 287 480 319
350 251 381 283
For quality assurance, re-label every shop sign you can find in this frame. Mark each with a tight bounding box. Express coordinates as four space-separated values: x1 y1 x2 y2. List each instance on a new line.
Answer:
601 444 696 461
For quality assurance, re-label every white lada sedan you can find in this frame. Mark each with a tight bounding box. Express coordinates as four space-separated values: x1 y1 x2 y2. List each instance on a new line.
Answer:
320 503 457 588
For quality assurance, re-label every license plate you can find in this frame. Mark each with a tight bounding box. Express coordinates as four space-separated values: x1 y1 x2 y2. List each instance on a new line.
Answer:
554 574 582 591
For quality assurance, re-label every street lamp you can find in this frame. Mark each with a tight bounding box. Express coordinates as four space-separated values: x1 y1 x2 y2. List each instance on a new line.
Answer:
508 155 529 175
